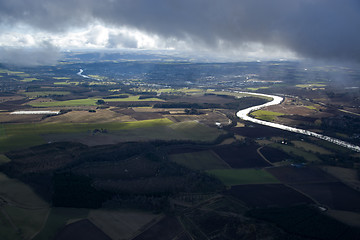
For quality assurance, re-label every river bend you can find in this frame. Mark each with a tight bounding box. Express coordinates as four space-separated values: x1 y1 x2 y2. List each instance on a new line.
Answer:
236 92 360 152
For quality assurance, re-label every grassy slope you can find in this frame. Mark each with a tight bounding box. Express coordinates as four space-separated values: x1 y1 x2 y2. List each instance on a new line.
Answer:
207 169 279 186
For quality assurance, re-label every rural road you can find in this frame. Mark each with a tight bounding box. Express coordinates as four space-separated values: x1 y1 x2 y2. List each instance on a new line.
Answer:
236 91 360 152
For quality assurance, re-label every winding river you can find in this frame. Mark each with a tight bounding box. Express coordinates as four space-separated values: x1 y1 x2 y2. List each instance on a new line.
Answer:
236 92 360 152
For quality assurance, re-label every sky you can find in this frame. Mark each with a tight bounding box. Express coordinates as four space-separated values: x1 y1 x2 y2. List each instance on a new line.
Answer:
0 0 359 65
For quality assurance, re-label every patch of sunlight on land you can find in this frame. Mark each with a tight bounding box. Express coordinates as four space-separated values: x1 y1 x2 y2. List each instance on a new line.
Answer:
295 84 326 88
21 78 40 82
87 75 108 80
52 77 71 80
246 87 270 91
0 69 29 77
89 81 117 85
103 95 164 102
0 154 11 165
207 169 279 186
304 105 317 110
212 91 273 101
0 173 48 207
29 98 99 107
53 81 80 85
251 110 285 122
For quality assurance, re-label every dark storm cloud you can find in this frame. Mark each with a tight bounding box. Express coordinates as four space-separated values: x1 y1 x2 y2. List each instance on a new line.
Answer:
0 42 60 66
1 0 360 62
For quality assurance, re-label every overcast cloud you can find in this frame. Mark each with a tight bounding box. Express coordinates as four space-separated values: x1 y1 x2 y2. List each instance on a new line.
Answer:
0 0 359 65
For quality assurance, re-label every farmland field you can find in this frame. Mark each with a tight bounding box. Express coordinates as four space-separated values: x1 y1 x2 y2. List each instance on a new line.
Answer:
290 182 360 211
270 143 321 162
33 208 89 240
53 219 111 240
291 140 333 155
251 110 285 122
29 98 99 107
0 118 174 152
228 184 314 207
2 206 49 240
0 173 48 207
169 150 230 170
24 91 71 98
88 210 160 240
248 205 360 240
266 166 337 184
132 216 186 240
213 144 271 168
207 169 279 186
103 95 163 102
259 146 291 163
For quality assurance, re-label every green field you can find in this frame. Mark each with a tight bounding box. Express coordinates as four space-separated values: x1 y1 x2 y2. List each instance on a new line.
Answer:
0 118 173 152
207 169 279 186
2 206 49 240
30 98 99 107
304 105 317 110
291 141 333 155
246 87 270 91
295 83 326 88
271 143 321 162
251 110 285 122
169 150 230 170
52 77 71 80
104 95 163 102
24 91 71 98
169 121 224 142
0 119 224 152
0 173 48 207
33 208 89 240
53 81 80 85
21 78 40 82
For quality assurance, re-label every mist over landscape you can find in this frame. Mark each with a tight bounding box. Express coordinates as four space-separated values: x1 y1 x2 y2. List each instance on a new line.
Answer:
1 1 360 240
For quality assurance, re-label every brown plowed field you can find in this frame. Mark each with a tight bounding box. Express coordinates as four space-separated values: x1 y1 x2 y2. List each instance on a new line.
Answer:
214 145 271 168
259 146 291 163
266 166 338 184
231 124 291 138
227 184 314 208
290 182 360 211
